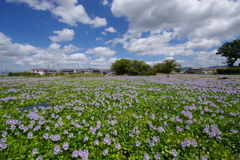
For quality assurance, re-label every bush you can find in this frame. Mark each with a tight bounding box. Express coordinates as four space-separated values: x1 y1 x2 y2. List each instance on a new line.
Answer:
216 67 240 74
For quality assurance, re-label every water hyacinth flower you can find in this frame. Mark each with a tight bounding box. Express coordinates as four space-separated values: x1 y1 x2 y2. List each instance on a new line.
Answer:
136 140 141 147
94 139 99 146
0 142 7 151
172 149 177 157
201 156 208 160
116 143 121 150
144 153 150 160
43 133 48 139
32 148 39 155
158 126 164 133
36 156 43 160
176 126 184 132
50 134 61 141
72 150 78 158
83 137 89 142
54 145 61 155
28 132 33 139
62 142 69 150
103 149 108 156
155 153 160 159
69 133 74 138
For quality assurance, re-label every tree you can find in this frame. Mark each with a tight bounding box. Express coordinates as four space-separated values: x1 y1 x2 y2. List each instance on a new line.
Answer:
111 59 132 75
216 39 240 67
129 60 151 75
153 60 181 73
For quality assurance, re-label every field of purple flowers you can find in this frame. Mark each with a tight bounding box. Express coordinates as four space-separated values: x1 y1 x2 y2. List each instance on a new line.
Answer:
0 76 239 159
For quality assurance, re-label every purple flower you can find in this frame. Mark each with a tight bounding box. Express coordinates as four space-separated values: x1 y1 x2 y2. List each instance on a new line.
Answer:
230 129 239 133
94 139 99 146
144 153 150 160
155 153 160 159
50 134 61 141
116 143 121 150
103 149 108 156
32 148 39 155
172 149 177 157
66 115 71 119
0 142 7 151
62 142 69 150
83 137 89 142
176 126 183 132
158 126 164 132
69 133 73 138
201 156 208 160
72 150 78 158
113 130 117 136
36 156 43 160
54 145 61 155
43 133 48 139
103 137 111 145
28 132 33 139
136 140 141 147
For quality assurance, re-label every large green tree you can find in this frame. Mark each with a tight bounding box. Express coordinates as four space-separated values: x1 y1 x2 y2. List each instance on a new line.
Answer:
153 60 181 73
216 39 240 67
110 59 132 75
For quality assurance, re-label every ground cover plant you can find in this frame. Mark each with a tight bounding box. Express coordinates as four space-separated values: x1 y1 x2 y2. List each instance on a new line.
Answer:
0 76 239 159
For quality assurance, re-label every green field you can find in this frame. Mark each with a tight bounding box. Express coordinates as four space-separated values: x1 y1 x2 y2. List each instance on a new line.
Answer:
0 76 239 159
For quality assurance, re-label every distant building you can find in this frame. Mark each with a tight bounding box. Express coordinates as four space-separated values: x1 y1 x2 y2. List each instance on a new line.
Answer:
201 68 215 74
186 67 201 74
31 69 46 75
62 69 75 74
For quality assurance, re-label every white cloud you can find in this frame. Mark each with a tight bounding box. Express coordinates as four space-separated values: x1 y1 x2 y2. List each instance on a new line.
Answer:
90 57 117 69
105 27 117 33
190 50 227 68
102 0 108 6
49 28 75 43
7 0 107 27
85 47 116 58
185 39 221 50
6 0 53 10
0 32 39 61
111 0 240 41
96 37 103 41
101 32 106 35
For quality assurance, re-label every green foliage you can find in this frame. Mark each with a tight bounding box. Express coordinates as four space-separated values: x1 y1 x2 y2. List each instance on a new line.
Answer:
216 67 240 74
8 72 13 76
153 60 181 74
216 39 240 67
111 59 132 75
111 59 152 75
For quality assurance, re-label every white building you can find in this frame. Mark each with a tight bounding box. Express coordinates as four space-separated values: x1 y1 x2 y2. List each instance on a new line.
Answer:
31 69 46 75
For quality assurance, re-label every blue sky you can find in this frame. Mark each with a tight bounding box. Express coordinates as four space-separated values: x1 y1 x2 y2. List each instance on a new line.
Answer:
0 0 240 72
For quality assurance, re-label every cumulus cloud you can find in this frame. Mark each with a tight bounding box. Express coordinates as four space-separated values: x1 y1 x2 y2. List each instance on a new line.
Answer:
7 0 107 27
6 0 53 10
49 28 75 43
96 37 103 41
111 0 240 40
85 47 116 58
89 57 117 69
105 27 117 33
0 32 39 61
102 0 108 6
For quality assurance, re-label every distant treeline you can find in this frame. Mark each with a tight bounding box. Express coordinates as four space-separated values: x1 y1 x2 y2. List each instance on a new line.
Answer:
216 67 240 74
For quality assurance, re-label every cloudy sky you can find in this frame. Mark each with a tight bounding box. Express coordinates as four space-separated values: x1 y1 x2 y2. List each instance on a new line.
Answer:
1 0 240 72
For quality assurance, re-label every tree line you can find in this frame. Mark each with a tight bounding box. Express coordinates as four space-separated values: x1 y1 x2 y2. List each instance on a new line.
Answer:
111 59 181 75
